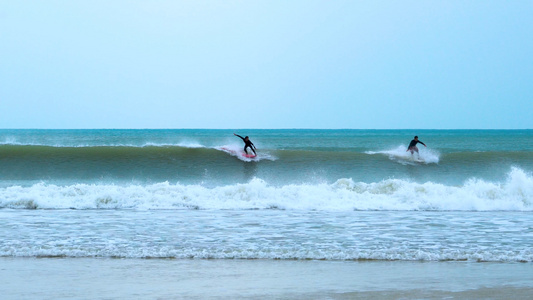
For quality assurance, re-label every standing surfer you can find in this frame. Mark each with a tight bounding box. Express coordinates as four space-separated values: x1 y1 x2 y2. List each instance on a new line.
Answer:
407 136 426 157
234 133 257 156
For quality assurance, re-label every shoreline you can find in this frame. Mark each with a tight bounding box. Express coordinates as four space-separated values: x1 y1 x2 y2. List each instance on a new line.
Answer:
2 258 532 299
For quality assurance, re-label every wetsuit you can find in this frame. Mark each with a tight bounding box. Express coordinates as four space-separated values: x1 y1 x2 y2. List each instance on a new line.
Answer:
235 134 256 155
407 139 426 153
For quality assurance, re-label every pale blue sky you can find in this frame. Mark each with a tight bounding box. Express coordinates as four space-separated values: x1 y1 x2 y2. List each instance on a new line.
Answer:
1 1 532 129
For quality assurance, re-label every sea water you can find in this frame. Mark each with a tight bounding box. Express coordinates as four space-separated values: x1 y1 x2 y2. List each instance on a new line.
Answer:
1 129 532 297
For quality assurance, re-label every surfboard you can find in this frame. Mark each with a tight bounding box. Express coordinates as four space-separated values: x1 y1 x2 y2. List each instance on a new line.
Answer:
242 153 256 158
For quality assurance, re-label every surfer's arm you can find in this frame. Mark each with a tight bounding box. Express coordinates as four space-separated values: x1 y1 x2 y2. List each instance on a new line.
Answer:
233 133 245 141
419 141 426 147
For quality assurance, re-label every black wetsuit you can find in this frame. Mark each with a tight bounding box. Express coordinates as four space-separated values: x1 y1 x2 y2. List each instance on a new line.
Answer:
235 134 256 155
408 139 426 153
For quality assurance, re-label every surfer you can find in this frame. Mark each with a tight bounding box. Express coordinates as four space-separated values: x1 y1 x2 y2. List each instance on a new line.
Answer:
234 133 257 156
407 136 426 156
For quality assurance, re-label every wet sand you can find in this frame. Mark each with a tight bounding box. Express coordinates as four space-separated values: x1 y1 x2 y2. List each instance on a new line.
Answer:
1 258 532 299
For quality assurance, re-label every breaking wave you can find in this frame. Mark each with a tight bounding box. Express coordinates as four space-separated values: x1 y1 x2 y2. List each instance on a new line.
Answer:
1 168 531 211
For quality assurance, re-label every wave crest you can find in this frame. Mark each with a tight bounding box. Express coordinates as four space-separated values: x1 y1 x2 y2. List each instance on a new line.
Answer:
1 168 531 211
366 145 440 164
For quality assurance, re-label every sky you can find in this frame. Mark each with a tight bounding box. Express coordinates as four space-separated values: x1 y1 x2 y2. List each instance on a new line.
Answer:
1 1 532 129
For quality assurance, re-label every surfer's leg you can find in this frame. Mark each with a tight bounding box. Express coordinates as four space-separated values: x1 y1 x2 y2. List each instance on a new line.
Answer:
244 145 249 154
414 146 420 159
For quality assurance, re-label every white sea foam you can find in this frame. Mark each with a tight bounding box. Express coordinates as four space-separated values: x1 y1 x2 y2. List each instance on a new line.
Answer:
1 168 531 211
366 145 440 164
0 138 209 148
0 136 20 145
141 142 206 148
216 144 277 162
2 245 531 262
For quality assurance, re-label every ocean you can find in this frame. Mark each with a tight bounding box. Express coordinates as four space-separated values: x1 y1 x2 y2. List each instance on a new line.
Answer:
1 129 532 298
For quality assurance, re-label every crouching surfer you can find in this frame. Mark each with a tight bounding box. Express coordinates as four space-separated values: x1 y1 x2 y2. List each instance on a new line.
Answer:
234 133 257 156
407 136 426 158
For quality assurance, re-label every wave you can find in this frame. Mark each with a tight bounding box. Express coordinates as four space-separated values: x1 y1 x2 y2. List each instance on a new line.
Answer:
2 144 530 163
0 140 209 148
1 168 531 211
0 143 276 160
365 145 440 164
216 144 276 162
3 245 531 262
440 151 533 164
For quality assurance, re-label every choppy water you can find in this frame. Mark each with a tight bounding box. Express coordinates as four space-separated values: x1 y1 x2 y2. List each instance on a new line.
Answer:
1 129 532 262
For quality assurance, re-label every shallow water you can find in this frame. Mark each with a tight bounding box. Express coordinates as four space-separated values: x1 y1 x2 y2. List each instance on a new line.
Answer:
2 258 532 299
2 210 532 262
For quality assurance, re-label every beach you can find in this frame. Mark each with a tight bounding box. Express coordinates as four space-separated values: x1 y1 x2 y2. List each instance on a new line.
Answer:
2 258 532 299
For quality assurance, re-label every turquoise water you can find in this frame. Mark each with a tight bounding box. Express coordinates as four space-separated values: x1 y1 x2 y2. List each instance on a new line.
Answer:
0 129 532 262
1 129 532 186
